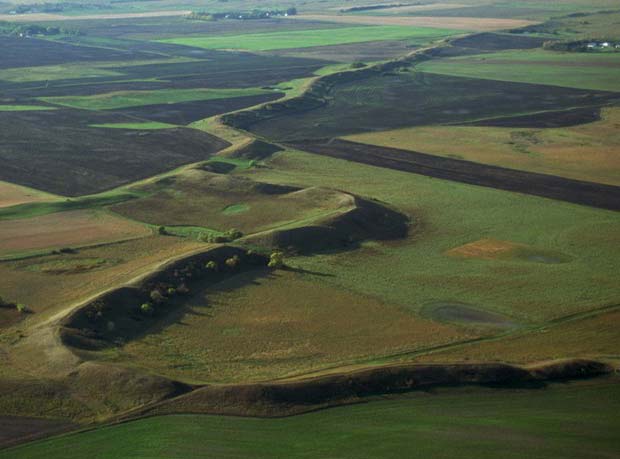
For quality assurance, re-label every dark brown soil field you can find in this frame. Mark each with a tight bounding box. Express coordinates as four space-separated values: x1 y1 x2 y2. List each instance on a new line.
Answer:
289 139 620 211
244 72 620 141
450 32 549 51
0 416 77 449
0 109 230 196
0 36 156 69
118 93 283 124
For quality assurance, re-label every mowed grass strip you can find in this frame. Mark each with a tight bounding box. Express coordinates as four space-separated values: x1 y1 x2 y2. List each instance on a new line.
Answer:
157 25 459 51
344 106 620 186
0 105 56 111
418 49 620 92
40 87 273 110
4 381 619 459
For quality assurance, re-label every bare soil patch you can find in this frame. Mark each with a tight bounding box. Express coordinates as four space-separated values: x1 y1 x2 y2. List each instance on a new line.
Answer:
0 210 151 258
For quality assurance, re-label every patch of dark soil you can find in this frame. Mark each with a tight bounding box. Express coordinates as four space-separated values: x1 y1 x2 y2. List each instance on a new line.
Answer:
0 36 156 70
141 359 612 418
241 72 619 141
230 139 284 160
450 33 549 51
466 106 603 128
0 416 77 449
291 139 620 211
117 93 284 124
201 161 237 174
0 108 230 196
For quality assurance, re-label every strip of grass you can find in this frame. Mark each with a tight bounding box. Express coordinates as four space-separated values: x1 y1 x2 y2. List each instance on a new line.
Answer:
0 191 143 221
90 122 177 130
41 87 273 110
0 105 56 111
4 381 619 459
418 49 620 92
157 25 460 51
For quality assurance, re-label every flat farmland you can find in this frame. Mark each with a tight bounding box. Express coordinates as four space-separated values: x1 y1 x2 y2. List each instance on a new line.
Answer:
4 381 619 459
158 25 460 51
0 182 57 208
291 14 537 31
41 87 276 110
418 49 620 92
0 109 230 196
110 269 471 383
0 210 151 259
345 106 620 186
247 72 618 141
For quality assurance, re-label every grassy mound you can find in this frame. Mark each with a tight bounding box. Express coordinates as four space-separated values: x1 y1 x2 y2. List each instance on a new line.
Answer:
60 246 268 351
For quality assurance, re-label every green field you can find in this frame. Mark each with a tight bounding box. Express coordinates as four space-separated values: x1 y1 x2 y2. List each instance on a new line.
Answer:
158 25 460 51
3 381 619 459
0 105 56 111
41 87 273 110
418 49 620 92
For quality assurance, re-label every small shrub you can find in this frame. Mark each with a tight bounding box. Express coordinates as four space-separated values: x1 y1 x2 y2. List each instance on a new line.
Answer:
268 251 285 269
150 290 165 304
157 226 167 235
225 228 243 240
16 303 28 314
140 303 154 315
351 61 367 69
167 287 177 296
225 255 241 270
205 260 219 271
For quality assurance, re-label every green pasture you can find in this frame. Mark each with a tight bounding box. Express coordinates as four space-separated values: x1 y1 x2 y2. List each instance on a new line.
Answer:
157 25 460 51
4 381 619 459
244 148 620 324
41 87 273 110
418 49 620 92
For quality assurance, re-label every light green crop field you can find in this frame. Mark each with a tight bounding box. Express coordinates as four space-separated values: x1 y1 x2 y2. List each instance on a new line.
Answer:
0 105 56 111
3 380 619 459
417 49 620 92
157 25 460 51
41 87 273 110
90 122 177 130
246 148 620 325
0 58 196 83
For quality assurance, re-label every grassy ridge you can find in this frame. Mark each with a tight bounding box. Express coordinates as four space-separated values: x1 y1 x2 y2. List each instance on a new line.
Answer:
418 50 620 92
4 381 619 459
158 25 460 51
41 87 273 110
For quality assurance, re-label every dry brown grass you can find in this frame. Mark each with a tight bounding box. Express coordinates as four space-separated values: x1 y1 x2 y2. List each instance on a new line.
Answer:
446 238 523 260
114 270 473 384
417 309 620 364
346 107 620 186
293 14 537 32
0 182 56 209
0 210 151 258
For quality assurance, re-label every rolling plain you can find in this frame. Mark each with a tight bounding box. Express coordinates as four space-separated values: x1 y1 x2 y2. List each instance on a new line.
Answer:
0 0 619 457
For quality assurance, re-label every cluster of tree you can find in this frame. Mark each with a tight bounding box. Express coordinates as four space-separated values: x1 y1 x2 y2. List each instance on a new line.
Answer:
0 296 28 314
7 2 103 14
199 228 243 244
340 3 411 13
4 23 82 36
188 7 297 22
544 39 619 52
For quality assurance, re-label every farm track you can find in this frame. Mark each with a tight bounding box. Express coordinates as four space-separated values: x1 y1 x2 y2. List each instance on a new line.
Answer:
289 139 620 211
